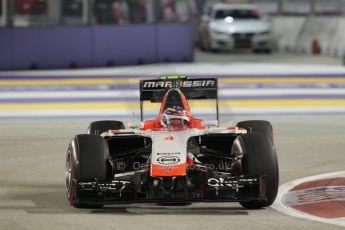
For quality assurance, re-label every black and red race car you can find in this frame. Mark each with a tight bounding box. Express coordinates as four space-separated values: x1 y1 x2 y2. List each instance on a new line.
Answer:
65 76 279 209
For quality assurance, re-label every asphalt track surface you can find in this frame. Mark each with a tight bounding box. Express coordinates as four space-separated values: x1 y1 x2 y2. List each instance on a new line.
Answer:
194 49 342 66
1 51 345 229
1 115 345 230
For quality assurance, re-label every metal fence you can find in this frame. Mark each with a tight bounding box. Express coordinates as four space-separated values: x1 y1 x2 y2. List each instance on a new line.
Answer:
249 0 344 15
0 0 199 27
1 0 345 27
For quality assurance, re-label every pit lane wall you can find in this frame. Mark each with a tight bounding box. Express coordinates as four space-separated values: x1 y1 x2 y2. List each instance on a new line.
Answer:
0 24 194 70
272 16 345 57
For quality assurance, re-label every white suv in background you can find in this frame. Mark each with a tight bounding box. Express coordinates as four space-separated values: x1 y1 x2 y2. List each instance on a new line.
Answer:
199 3 273 53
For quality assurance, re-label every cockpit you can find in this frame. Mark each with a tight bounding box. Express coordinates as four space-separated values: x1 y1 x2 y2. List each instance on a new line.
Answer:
160 89 190 129
162 89 185 111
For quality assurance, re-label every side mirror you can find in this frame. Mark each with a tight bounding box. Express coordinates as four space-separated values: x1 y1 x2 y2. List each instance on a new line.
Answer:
202 120 218 128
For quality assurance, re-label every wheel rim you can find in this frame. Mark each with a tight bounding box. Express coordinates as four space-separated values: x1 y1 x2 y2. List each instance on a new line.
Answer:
65 150 72 197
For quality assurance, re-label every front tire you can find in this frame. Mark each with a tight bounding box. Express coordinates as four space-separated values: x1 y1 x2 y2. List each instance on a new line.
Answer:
65 134 109 208
239 133 279 209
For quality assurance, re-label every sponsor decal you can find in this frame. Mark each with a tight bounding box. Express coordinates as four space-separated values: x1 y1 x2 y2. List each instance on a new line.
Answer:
280 177 345 219
151 163 187 176
78 180 131 191
284 186 345 206
208 178 237 188
157 156 181 165
165 135 175 141
156 152 181 156
142 80 216 90
208 178 258 188
163 167 173 172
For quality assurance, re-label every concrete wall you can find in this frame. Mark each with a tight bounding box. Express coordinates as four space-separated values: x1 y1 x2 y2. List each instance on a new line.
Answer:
272 16 306 52
272 16 345 58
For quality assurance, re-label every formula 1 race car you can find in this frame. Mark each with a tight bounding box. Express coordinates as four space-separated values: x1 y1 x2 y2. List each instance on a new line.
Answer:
65 76 279 209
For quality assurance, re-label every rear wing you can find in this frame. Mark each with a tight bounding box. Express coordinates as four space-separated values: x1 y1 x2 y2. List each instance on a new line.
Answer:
139 77 219 121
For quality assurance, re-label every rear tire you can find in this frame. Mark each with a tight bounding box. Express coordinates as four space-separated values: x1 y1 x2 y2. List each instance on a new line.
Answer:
65 134 110 208
239 133 278 209
88 120 125 135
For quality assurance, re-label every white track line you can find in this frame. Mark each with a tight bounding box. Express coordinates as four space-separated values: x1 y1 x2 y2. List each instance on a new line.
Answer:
2 63 345 76
272 171 345 227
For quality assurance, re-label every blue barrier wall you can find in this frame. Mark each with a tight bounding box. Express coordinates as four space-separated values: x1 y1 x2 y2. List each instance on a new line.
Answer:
93 25 157 66
12 27 93 69
157 24 194 63
0 24 193 70
0 29 12 69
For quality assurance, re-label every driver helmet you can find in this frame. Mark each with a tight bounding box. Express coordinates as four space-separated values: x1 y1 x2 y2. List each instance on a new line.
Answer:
161 106 190 128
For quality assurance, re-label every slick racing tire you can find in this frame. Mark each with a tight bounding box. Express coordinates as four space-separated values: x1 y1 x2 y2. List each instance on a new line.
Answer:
237 120 273 142
65 134 109 208
239 133 279 209
88 120 125 135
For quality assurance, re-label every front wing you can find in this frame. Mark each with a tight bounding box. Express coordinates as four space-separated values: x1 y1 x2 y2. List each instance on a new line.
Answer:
75 172 266 205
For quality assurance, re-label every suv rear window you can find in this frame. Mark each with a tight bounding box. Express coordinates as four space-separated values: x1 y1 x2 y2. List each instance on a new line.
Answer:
214 9 259 19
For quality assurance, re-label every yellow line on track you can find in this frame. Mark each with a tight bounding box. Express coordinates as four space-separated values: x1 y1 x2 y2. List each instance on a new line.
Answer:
1 100 345 110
